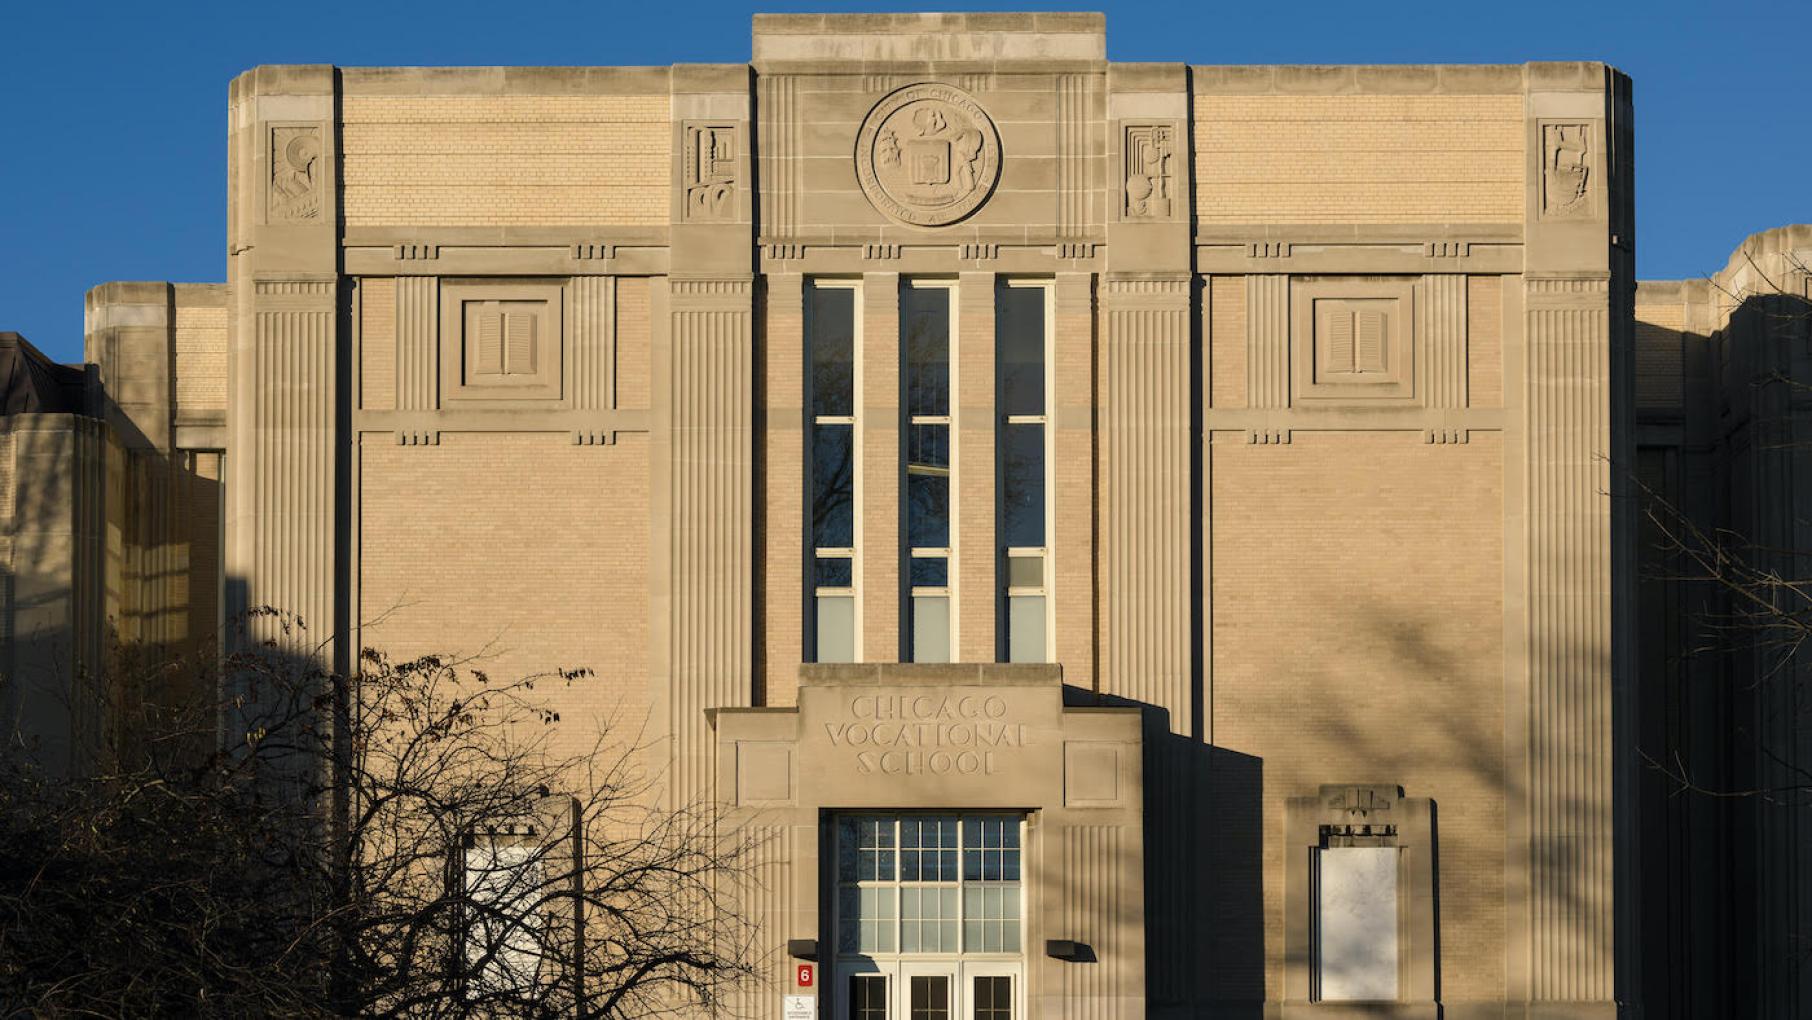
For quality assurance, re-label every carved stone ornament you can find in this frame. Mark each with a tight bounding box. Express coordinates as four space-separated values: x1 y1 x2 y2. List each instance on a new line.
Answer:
855 83 1001 227
268 125 322 223
684 123 737 222
1123 124 1174 219
1541 123 1592 220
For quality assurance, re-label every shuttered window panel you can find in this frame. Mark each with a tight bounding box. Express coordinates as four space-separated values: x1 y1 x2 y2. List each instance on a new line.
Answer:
1356 310 1386 374
1327 310 1355 374
474 304 504 376
504 309 537 375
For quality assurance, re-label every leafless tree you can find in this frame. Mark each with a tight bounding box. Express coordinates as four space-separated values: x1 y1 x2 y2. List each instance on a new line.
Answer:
0 611 762 1018
1635 243 1812 807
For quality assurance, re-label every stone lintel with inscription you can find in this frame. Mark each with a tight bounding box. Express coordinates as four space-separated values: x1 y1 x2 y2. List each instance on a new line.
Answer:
716 662 1140 810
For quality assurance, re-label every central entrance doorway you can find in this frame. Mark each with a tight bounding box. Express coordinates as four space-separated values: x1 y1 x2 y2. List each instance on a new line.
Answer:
830 814 1026 1019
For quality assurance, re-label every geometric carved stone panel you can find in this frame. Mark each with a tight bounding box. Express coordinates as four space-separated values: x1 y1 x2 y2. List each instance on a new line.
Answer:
438 280 563 404
1291 277 1417 405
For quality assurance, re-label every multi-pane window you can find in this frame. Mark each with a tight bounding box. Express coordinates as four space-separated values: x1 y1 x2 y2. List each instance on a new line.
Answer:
904 281 955 663
851 975 890 1019
973 976 1014 1020
910 976 952 1020
809 280 860 662
835 814 1024 958
996 281 1051 663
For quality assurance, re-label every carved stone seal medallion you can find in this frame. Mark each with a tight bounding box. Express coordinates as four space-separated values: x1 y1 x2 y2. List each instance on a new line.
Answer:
855 83 1001 227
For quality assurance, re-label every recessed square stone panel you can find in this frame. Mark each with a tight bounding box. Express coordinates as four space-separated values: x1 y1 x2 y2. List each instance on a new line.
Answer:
1064 740 1120 807
439 280 564 404
736 740 795 805
1291 277 1417 406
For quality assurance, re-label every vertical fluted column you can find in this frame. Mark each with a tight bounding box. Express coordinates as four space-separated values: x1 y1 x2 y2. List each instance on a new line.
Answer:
1516 63 1628 1009
1245 274 1289 414
239 278 339 653
570 275 616 414
663 65 754 809
1424 273 1468 410
1100 274 1192 731
225 65 342 667
666 277 753 810
1524 276 1614 1001
395 276 436 411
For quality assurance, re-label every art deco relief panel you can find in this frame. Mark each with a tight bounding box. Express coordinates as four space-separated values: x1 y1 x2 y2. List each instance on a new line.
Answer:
755 66 1107 272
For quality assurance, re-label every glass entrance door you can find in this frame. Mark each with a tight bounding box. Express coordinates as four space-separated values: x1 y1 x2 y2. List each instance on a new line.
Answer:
831 814 1026 1019
902 963 954 1019
963 965 1019 1019
833 963 1019 1019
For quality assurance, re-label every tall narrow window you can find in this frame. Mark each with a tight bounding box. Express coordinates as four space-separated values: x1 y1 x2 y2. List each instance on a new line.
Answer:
904 281 955 662
809 281 859 663
996 281 1051 663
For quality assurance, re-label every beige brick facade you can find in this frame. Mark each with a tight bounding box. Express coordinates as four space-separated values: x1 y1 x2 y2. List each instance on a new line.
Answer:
1193 94 1524 225
27 14 1654 1020
1211 432 1506 1002
341 95 670 227
359 434 652 757
173 302 228 415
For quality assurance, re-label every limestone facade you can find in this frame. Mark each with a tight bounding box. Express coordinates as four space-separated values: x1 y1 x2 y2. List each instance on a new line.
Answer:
0 13 1656 1019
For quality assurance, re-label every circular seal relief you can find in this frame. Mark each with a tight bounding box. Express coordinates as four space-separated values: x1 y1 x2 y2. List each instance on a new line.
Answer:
855 83 1001 227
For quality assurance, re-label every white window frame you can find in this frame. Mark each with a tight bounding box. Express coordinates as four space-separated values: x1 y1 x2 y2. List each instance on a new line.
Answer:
831 812 1029 1019
997 278 1056 663
903 277 960 663
807 277 864 662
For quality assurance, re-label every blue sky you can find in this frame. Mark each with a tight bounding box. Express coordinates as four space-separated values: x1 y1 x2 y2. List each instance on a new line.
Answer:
1 0 1805 362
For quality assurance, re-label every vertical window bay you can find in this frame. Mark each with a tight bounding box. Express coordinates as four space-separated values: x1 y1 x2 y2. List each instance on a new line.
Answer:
808 281 859 662
904 282 955 663
997 281 1051 664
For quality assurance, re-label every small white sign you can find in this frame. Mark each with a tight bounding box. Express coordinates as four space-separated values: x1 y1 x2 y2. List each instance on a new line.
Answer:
783 995 815 1019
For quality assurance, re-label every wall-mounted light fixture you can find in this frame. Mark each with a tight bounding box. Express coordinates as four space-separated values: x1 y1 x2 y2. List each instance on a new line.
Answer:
1046 939 1096 962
